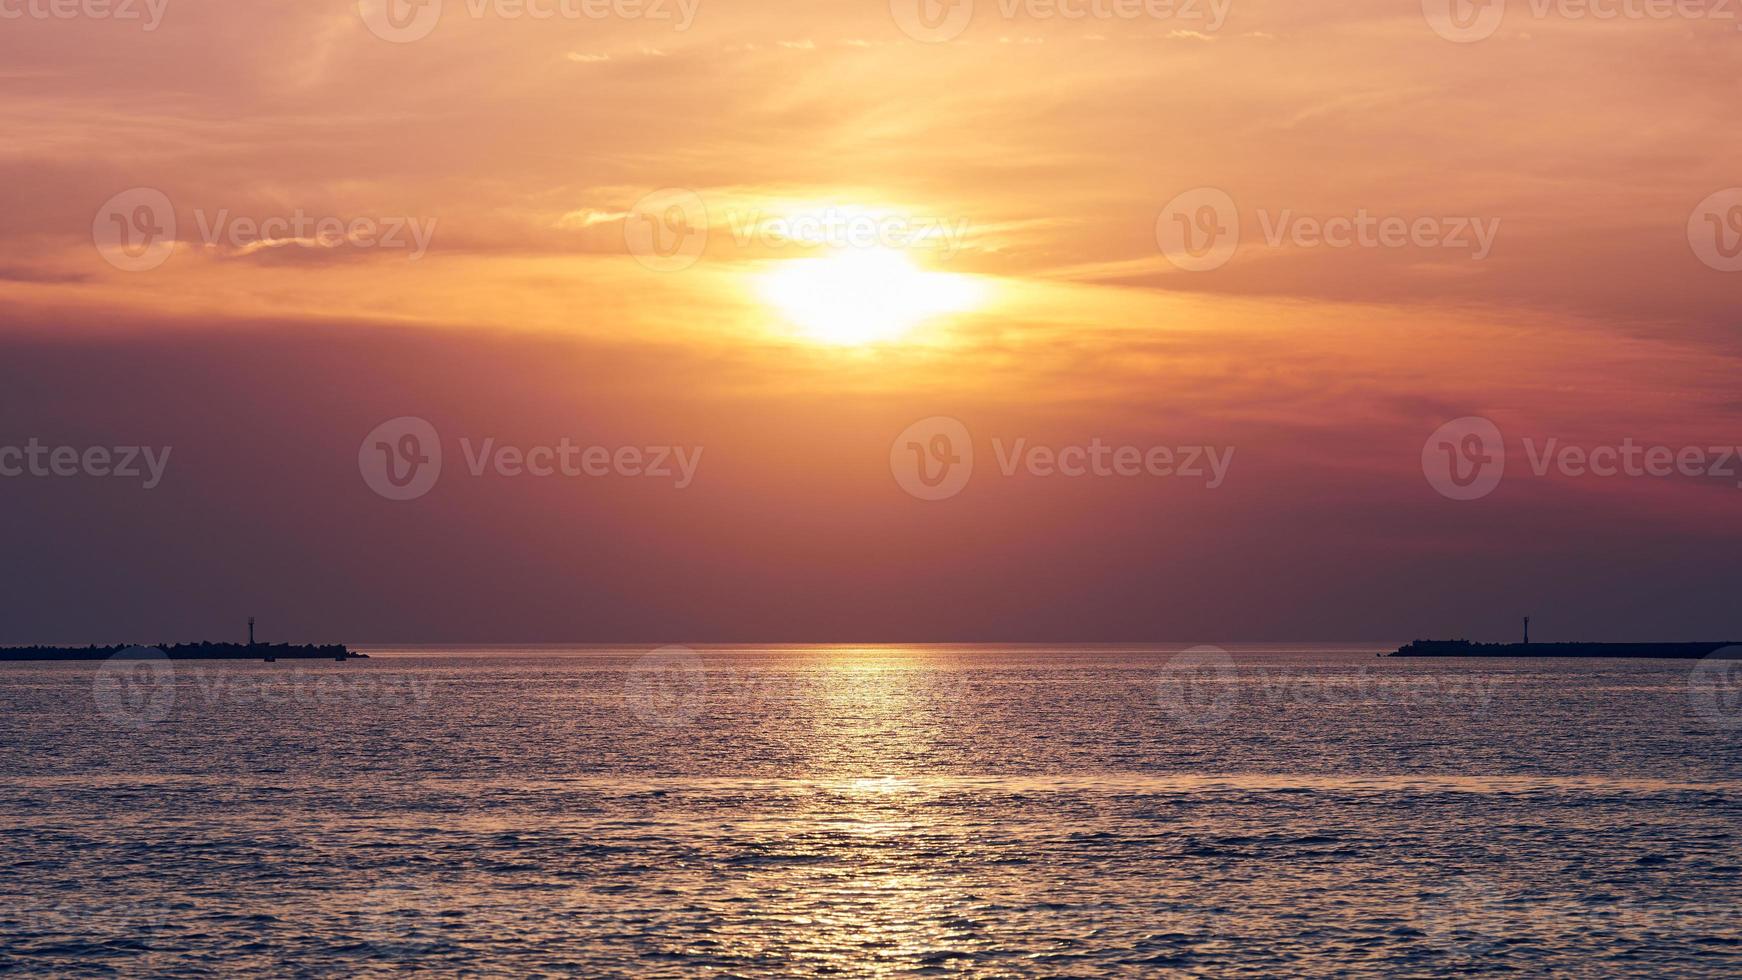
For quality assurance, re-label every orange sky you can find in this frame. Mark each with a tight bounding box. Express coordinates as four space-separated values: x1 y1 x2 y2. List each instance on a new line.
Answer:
1 1 1739 642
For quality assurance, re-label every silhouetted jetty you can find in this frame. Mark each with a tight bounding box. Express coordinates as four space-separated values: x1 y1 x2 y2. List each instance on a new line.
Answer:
1390 639 1738 659
0 642 364 662
1 617 363 662
1390 616 1739 659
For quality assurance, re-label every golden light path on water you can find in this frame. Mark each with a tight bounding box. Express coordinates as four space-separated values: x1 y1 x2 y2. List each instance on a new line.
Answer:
2 645 1740 975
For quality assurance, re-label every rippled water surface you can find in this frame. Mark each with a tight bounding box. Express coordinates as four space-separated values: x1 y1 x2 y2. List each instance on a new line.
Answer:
3 645 1740 976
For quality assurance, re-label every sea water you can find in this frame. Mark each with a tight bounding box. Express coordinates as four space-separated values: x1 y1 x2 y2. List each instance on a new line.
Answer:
1 645 1738 976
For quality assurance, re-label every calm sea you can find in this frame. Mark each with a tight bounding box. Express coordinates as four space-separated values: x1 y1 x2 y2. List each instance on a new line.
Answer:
2 645 1739 976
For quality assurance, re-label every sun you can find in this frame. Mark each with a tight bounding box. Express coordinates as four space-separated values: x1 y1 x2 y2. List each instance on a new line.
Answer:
757 248 984 346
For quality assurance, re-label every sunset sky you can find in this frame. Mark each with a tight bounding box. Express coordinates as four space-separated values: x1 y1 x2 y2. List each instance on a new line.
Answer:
2 1 1739 643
